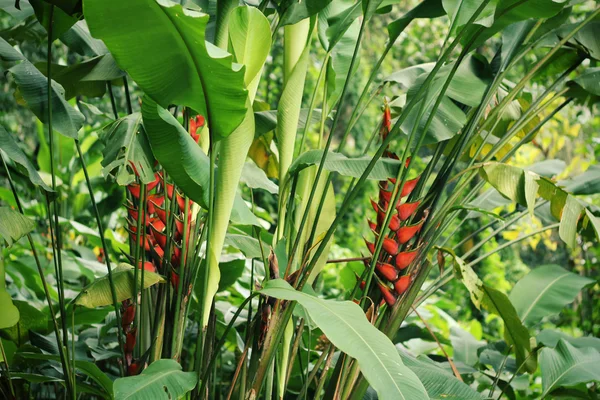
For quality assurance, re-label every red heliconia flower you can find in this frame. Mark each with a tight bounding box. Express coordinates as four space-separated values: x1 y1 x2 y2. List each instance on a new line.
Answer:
125 328 137 353
400 176 420 198
376 262 398 281
382 237 399 255
153 245 164 259
166 184 186 212
128 229 153 251
397 200 420 221
380 101 392 140
364 238 375 255
150 224 167 249
189 115 205 144
368 220 377 232
395 248 419 270
154 206 167 225
171 245 182 266
377 281 397 306
389 214 400 231
394 275 411 295
397 220 424 244
147 194 165 215
138 261 156 273
127 362 140 376
127 184 141 199
121 302 135 327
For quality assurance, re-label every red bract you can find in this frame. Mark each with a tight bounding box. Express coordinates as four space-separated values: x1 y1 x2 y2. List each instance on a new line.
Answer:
382 237 399 255
395 248 419 270
397 220 423 244
400 176 419 198
121 302 135 327
389 214 400 231
364 239 375 255
138 261 156 273
394 275 411 295
377 281 396 306
125 329 137 353
189 115 205 144
397 200 420 221
376 262 398 281
127 362 140 376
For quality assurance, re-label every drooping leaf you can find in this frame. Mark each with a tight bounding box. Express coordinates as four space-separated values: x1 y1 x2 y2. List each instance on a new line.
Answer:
113 359 196 400
59 20 108 57
442 0 497 36
450 325 485 367
387 0 445 43
85 0 248 141
539 339 600 398
224 234 263 259
451 252 535 373
0 37 25 61
254 108 322 138
0 125 52 191
280 0 332 26
100 112 155 186
400 351 485 399
74 263 164 308
509 265 593 326
29 0 78 41
260 279 429 400
562 165 600 196
9 60 84 138
35 54 124 99
0 292 19 330
0 207 35 247
480 162 590 247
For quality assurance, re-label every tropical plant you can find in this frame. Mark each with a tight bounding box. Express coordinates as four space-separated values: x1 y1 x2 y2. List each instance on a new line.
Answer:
0 0 599 399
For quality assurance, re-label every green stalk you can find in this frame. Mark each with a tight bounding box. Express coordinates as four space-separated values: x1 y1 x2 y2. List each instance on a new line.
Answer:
1 155 73 392
171 197 190 359
0 250 16 399
75 141 126 373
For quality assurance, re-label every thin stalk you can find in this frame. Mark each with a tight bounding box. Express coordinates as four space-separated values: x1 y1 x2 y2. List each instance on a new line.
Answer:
297 346 330 400
314 348 335 400
284 319 305 387
123 76 133 114
171 197 190 357
1 155 73 391
0 301 15 398
496 350 536 399
489 346 513 397
75 141 126 373
107 82 119 119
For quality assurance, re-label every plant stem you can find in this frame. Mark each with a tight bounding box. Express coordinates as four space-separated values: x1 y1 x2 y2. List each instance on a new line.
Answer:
75 141 126 374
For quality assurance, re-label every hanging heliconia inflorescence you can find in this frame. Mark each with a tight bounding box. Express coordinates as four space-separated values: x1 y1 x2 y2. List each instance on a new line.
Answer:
362 101 424 306
119 115 203 374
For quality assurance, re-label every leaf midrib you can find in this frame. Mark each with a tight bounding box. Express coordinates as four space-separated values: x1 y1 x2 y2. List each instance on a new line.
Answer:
519 272 570 324
542 358 598 397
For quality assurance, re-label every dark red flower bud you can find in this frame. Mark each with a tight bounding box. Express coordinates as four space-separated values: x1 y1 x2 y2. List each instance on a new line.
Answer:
382 237 399 255
127 362 140 376
376 262 398 281
395 248 419 270
125 329 137 353
397 220 423 244
171 271 180 289
121 302 135 327
394 275 411 295
397 200 420 221
138 261 156 273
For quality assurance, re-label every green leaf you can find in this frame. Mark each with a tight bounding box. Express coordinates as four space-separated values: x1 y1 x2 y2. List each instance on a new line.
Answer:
287 150 408 182
17 352 113 396
387 0 445 43
0 292 19 330
74 263 164 308
260 279 428 400
400 351 485 399
537 330 600 353
0 37 25 61
113 359 196 400
280 0 332 26
450 326 485 367
0 207 35 247
29 0 78 41
59 20 108 57
562 165 600 195
0 300 49 345
35 55 124 99
224 234 263 259
480 162 588 247
9 60 84 139
509 265 593 327
100 112 155 186
539 339 600 398
85 0 248 141
0 124 52 192
240 161 278 194
451 253 534 373
443 0 497 35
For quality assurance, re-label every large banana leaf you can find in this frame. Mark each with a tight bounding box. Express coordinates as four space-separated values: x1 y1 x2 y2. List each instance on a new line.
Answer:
509 265 593 326
260 279 429 400
0 207 35 247
85 0 247 141
113 359 196 399
539 339 600 398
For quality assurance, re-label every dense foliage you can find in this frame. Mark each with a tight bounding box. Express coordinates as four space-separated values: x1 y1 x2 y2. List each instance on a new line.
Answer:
1 0 599 399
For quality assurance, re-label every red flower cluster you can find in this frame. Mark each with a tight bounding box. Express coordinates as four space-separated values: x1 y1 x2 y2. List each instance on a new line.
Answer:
189 114 205 144
361 103 424 306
